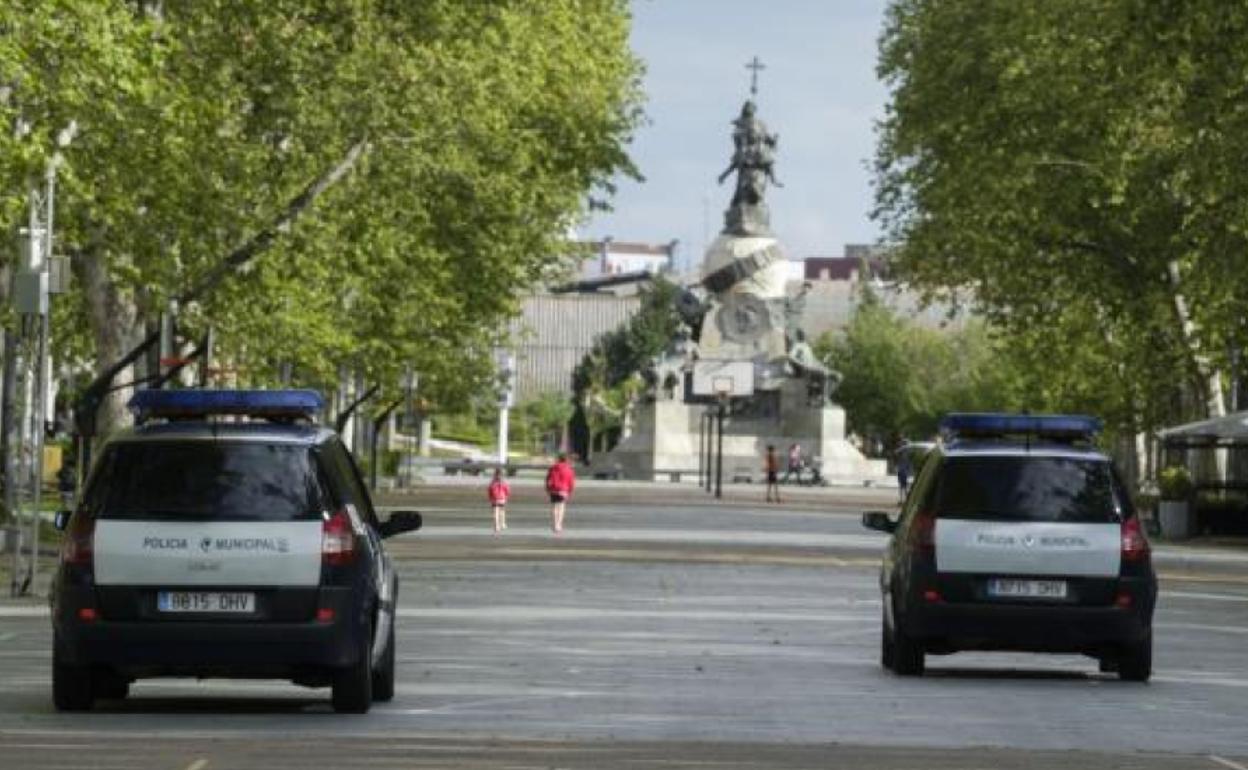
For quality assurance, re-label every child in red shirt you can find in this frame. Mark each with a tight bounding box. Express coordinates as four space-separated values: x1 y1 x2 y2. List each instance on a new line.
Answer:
487 469 510 534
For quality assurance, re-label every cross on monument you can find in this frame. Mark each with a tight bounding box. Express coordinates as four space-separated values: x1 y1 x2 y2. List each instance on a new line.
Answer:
746 55 765 98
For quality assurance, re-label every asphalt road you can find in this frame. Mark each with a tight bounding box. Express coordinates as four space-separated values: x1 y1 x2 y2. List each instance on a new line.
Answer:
1 480 1247 769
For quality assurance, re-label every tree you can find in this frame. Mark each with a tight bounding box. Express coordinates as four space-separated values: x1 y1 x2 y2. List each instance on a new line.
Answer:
0 1 643 435
571 275 682 455
514 391 575 455
816 291 1026 451
875 0 1248 440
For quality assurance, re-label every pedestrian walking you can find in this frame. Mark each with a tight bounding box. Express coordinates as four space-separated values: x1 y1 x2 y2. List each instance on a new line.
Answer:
487 468 510 534
896 445 912 503
765 444 782 503
545 452 576 534
782 442 802 484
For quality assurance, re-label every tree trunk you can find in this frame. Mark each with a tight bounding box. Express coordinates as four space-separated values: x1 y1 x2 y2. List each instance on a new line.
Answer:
1166 259 1225 418
78 249 141 440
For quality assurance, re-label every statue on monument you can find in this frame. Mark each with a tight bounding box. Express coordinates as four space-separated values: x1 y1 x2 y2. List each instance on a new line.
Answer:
717 100 783 237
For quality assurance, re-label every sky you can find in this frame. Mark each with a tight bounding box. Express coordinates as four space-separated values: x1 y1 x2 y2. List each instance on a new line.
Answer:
585 0 890 273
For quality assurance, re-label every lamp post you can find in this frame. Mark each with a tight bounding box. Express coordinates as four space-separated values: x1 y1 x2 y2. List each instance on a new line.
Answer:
715 393 727 500
497 350 515 469
401 366 417 488
8 122 75 597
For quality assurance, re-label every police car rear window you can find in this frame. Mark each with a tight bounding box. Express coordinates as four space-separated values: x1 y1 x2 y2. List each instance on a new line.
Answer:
932 456 1121 523
91 442 322 522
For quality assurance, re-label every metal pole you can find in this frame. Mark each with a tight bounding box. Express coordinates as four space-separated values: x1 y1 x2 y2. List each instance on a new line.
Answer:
697 412 705 489
497 351 514 469
26 163 55 595
715 400 725 499
707 410 715 494
704 410 713 493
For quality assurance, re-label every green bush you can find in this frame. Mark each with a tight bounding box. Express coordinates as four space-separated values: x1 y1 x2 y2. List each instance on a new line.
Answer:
1157 466 1193 501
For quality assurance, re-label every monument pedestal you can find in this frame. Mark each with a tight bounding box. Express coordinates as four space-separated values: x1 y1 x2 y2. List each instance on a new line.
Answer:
595 381 887 483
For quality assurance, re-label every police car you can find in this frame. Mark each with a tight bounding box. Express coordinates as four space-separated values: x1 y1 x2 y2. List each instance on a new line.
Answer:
50 390 422 713
862 413 1157 680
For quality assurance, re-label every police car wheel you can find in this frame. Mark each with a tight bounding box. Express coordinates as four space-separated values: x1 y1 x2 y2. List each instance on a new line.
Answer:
371 618 396 703
1117 632 1152 683
52 646 94 712
891 624 925 677
332 627 374 713
880 613 896 671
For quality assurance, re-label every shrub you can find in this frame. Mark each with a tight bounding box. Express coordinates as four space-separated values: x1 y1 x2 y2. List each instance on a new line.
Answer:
1157 466 1193 501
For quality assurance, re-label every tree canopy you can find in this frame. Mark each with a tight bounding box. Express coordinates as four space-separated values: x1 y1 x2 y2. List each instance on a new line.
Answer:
1 0 643 422
875 0 1248 435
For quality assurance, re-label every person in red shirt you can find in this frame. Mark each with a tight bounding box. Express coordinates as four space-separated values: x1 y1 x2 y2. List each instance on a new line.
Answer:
545 453 576 534
487 468 510 534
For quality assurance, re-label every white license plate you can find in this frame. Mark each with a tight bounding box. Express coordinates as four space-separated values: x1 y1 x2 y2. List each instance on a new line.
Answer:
157 591 255 613
986 579 1068 599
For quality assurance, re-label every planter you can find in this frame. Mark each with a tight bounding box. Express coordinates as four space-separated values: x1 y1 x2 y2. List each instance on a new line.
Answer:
1158 500 1194 540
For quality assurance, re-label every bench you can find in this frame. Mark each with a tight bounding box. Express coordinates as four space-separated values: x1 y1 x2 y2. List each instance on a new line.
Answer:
443 461 549 478
654 469 699 483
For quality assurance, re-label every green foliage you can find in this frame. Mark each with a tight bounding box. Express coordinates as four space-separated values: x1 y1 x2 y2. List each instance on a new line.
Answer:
1157 465 1194 501
817 294 1025 448
571 276 681 439
512 391 574 455
0 1 643 412
875 0 1248 433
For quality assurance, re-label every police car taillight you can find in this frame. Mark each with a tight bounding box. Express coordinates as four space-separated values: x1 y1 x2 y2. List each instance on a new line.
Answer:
60 513 95 569
1121 516 1149 563
322 509 356 566
913 510 936 556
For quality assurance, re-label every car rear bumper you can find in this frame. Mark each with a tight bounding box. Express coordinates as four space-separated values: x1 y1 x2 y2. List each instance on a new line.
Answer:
53 585 367 677
901 600 1151 653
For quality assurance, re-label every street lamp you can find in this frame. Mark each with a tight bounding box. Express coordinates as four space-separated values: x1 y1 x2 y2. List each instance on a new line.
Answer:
8 122 76 596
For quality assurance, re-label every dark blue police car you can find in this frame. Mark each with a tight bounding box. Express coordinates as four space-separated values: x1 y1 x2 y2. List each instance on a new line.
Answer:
51 390 422 712
863 413 1157 680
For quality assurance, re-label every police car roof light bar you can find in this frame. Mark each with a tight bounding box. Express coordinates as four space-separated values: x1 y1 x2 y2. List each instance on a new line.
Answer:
939 413 1102 442
129 389 324 423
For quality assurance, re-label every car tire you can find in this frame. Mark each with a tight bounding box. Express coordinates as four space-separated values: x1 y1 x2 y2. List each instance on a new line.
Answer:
892 623 925 677
1097 656 1118 674
371 616 396 703
880 612 896 671
1118 632 1152 683
52 646 95 712
332 625 374 713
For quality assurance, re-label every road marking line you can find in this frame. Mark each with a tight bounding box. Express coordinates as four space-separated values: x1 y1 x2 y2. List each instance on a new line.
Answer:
183 759 209 770
1163 590 1248 603
1210 756 1248 770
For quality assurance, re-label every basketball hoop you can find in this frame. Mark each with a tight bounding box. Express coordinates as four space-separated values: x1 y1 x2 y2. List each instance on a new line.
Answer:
712 376 734 399
159 356 195 368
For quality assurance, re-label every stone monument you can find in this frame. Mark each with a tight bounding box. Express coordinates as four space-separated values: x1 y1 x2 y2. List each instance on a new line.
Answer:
594 60 886 483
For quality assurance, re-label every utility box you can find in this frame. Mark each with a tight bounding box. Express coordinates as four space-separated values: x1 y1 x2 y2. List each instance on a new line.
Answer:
14 270 48 315
48 256 71 294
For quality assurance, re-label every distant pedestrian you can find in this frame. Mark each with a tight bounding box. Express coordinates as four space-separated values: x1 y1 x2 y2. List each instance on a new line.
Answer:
896 446 912 503
782 443 802 484
545 452 576 534
765 444 782 503
487 468 510 534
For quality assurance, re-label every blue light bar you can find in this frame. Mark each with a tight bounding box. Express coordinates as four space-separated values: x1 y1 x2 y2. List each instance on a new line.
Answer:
939 413 1102 441
129 389 324 421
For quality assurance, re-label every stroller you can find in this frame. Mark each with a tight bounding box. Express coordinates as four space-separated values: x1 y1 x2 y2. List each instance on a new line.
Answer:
799 456 827 486
781 455 827 486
